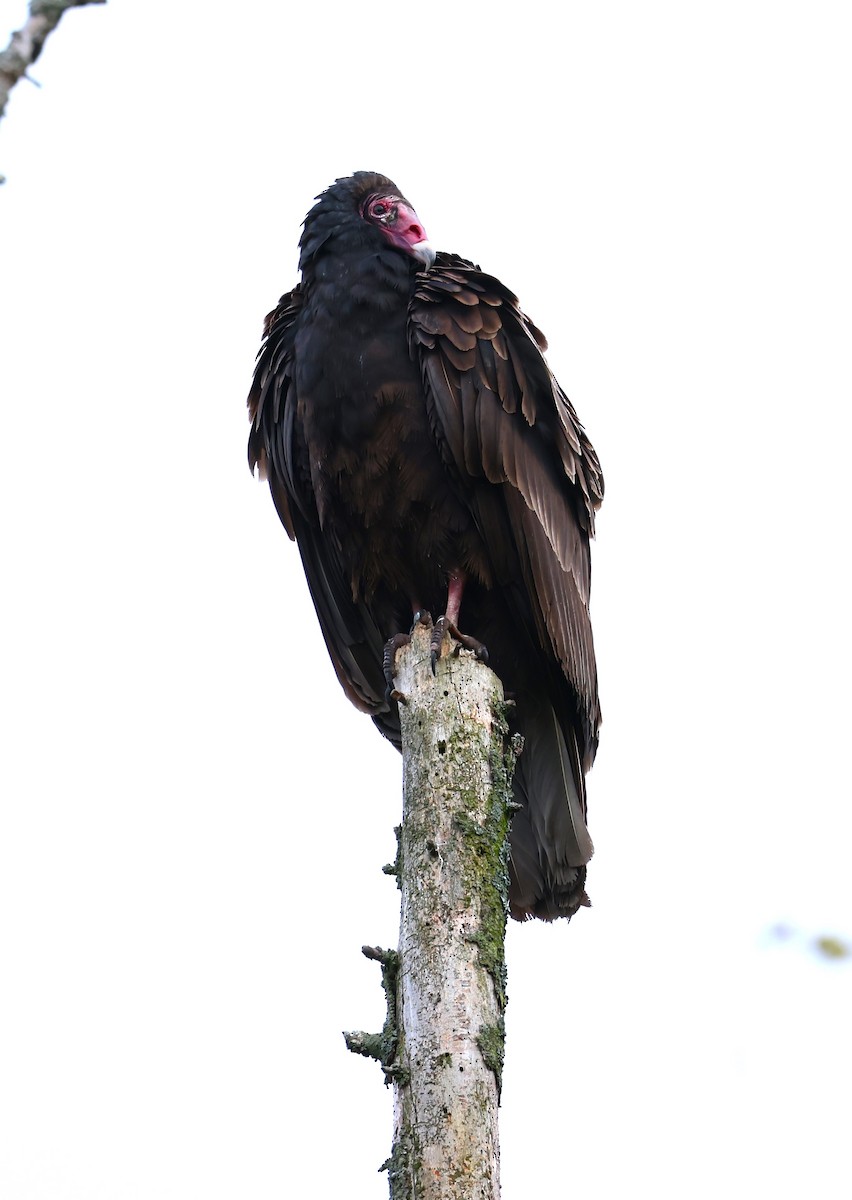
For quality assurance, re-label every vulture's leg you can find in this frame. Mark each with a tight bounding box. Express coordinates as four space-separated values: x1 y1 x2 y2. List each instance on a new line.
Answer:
430 571 490 673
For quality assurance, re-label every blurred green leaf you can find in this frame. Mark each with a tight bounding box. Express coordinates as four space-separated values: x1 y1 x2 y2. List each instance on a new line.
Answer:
814 936 850 960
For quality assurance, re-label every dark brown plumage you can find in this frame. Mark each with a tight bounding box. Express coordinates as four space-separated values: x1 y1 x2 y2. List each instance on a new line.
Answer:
247 172 604 919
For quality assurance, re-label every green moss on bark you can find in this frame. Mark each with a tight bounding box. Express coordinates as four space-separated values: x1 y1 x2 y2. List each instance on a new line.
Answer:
382 824 403 885
457 706 520 1018
381 1131 421 1200
477 1018 506 1094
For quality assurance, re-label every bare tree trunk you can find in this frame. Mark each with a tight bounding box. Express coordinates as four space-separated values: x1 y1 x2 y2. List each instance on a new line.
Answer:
344 622 516 1196
385 622 514 1199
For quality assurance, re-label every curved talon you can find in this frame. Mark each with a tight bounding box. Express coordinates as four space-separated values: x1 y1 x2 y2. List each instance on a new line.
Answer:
429 616 447 675
429 615 489 672
445 619 489 664
411 609 432 630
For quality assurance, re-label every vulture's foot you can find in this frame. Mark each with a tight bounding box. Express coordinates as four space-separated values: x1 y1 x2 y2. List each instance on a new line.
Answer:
411 609 432 631
430 616 490 674
447 619 490 663
382 633 411 704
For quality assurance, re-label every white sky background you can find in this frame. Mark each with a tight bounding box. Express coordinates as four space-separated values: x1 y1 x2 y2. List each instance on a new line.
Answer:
1 1 850 1196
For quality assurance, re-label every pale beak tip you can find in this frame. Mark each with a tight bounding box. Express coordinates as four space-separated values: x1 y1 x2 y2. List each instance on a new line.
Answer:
411 240 436 269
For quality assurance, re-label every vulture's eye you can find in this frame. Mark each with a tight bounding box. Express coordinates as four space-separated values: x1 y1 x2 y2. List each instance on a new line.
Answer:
368 199 399 223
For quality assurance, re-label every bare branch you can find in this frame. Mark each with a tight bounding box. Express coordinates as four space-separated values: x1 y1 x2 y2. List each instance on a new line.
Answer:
0 0 106 135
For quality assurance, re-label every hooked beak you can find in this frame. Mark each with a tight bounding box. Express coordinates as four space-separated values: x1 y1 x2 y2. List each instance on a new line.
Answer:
410 239 436 269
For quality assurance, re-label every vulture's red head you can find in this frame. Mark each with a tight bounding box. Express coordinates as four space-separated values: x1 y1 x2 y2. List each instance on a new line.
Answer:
299 172 436 272
359 188 435 267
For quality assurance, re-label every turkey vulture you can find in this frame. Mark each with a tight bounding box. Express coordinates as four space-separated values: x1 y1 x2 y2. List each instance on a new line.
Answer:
247 172 603 920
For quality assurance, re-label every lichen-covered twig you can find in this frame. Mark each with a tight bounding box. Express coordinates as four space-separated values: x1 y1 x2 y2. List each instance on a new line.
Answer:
0 0 106 155
343 945 406 1085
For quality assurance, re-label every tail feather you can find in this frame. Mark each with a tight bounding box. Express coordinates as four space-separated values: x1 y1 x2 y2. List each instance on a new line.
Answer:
508 695 593 921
